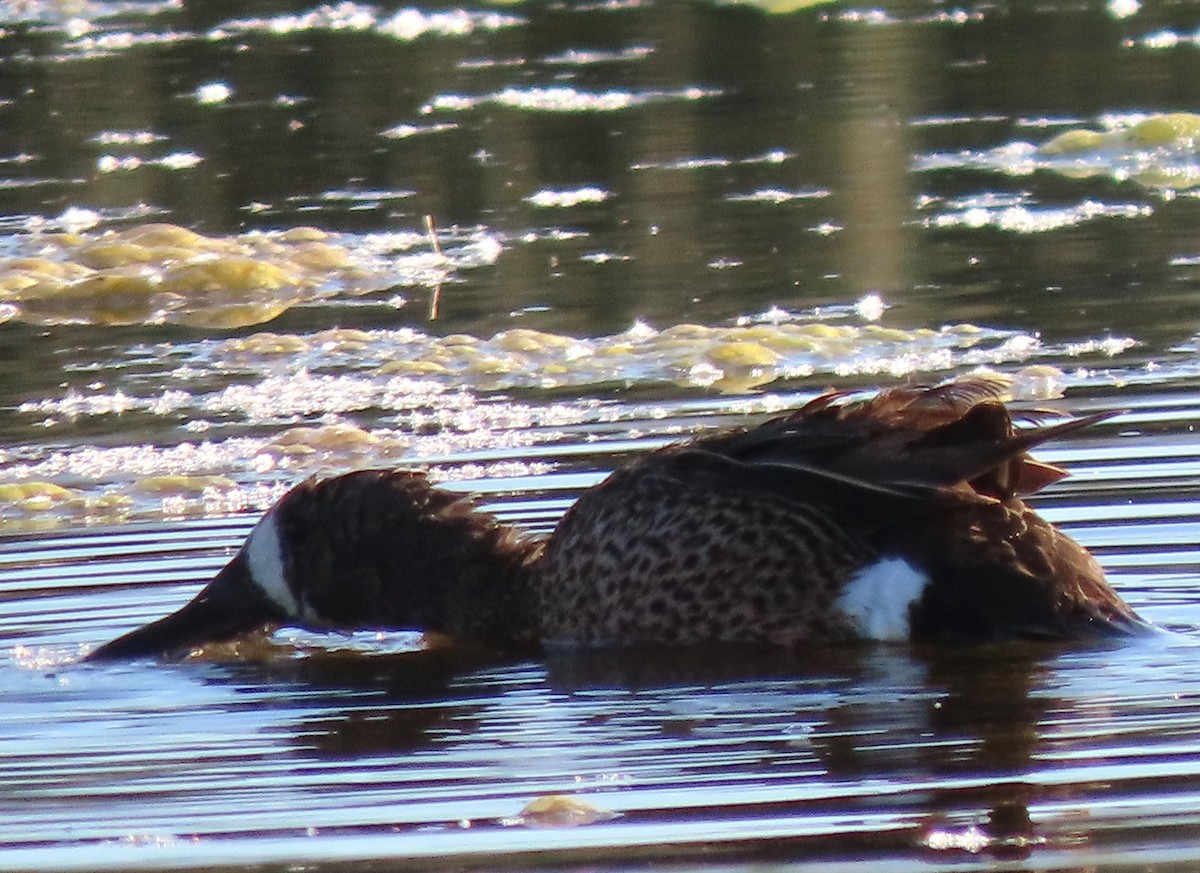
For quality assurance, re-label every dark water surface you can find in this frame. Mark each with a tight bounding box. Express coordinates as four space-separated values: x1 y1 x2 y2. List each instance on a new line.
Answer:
2 0 1200 870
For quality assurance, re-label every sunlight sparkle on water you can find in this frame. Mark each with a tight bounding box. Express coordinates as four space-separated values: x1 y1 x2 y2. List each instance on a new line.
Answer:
922 825 991 854
376 8 524 40
855 294 886 322
422 86 719 115
91 130 169 146
195 82 231 105
922 200 1152 233
726 188 831 204
12 645 80 671
380 122 459 140
97 152 203 173
525 188 610 208
542 45 653 65
207 5 523 41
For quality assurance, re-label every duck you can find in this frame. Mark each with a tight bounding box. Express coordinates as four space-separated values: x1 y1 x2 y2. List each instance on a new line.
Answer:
85 376 1147 661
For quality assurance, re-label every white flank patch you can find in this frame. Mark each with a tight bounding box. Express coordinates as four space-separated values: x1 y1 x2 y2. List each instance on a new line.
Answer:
244 511 299 617
836 557 930 641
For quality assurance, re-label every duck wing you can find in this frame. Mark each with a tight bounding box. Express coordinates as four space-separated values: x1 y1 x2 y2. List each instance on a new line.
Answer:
653 447 922 537
697 378 1118 501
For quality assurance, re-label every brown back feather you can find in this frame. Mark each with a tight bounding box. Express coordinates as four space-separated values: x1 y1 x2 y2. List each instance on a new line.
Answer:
695 377 1115 502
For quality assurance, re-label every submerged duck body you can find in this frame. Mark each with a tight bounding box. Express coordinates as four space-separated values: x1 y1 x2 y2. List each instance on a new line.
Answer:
87 378 1147 660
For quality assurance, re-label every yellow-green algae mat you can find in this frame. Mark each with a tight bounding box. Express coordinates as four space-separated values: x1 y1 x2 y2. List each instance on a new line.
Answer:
0 224 1138 530
0 223 496 328
1038 112 1200 190
917 111 1200 194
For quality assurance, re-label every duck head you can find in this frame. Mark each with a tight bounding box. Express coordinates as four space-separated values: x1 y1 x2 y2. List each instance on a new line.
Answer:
86 470 543 660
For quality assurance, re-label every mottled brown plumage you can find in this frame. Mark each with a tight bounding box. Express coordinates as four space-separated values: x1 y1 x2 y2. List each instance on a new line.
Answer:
534 465 871 645
532 376 1140 644
86 377 1147 661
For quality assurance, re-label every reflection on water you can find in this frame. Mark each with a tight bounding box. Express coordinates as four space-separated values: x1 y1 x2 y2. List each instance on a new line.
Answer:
2 399 1199 871
5 608 1200 871
2 0 1200 869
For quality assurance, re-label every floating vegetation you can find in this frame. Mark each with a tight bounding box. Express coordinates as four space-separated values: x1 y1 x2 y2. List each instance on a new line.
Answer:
509 795 618 828
132 474 237 495
18 313 1135 430
916 112 1200 194
0 481 80 508
263 422 409 461
0 410 562 530
0 281 1143 531
0 223 500 328
164 319 1077 397
1042 112 1200 150
0 480 133 527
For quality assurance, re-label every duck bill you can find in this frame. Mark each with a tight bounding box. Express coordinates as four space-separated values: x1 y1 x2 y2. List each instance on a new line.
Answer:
85 553 278 661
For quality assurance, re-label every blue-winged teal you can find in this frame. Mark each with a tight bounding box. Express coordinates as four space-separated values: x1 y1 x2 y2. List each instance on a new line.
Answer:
86 377 1147 660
